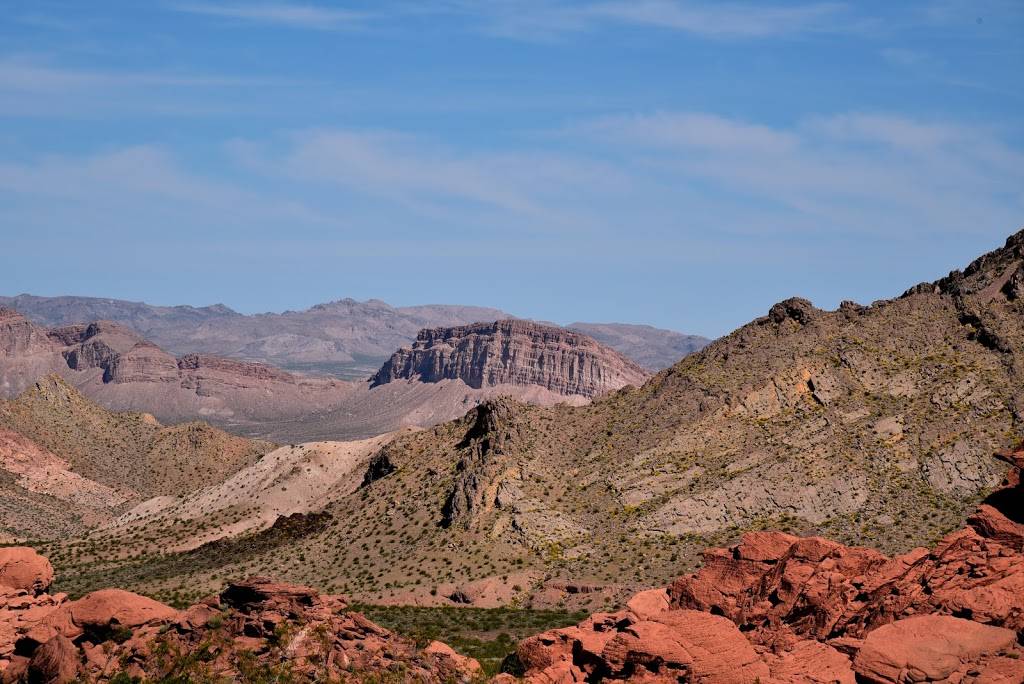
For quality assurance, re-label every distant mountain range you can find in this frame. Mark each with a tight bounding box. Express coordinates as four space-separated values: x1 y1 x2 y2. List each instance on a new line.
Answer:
0 310 648 443
0 295 709 377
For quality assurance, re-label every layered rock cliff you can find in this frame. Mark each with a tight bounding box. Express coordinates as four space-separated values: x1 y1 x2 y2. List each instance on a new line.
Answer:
371 320 650 398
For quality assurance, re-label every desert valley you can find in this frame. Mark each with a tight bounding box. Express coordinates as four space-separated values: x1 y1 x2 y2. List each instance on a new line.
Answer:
3 2 1023 682
2 231 1024 682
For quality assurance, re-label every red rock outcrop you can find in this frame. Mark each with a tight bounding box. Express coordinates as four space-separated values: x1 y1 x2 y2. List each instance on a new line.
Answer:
0 548 53 597
510 446 1024 683
372 319 650 398
0 569 480 683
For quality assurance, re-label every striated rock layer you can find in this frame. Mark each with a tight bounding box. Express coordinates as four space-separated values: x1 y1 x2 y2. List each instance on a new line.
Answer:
372 319 650 398
510 445 1024 683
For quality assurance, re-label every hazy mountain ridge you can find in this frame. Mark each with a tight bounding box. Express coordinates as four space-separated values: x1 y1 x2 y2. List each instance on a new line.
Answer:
0 295 703 376
0 311 640 443
566 322 709 371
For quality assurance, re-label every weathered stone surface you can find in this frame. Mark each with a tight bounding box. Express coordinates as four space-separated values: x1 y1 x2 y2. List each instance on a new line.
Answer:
372 319 650 398
0 310 55 358
0 549 52 596
852 616 1017 684
26 635 77 684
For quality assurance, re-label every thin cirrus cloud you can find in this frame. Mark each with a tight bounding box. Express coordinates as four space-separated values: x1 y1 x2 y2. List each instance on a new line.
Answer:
171 2 368 29
570 0 848 36
431 0 853 39
169 1 853 38
0 57 259 94
0 144 328 231
228 128 637 233
1 111 1020 247
571 110 1024 233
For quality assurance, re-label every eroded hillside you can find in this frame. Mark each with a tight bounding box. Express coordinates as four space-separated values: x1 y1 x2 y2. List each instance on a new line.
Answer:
40 231 1024 610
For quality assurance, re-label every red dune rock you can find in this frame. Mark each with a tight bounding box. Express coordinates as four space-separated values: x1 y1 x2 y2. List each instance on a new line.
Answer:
852 615 1017 683
67 589 178 630
625 588 669 620
0 548 53 596
424 640 483 676
762 639 856 683
23 588 177 646
26 635 77 684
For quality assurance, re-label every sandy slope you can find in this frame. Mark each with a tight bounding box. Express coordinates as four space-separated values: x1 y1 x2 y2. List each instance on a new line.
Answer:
105 430 412 551
0 428 132 539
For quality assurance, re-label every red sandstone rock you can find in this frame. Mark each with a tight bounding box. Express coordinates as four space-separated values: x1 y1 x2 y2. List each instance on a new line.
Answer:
22 588 177 648
762 639 856 684
0 572 481 683
852 615 1017 683
26 635 77 684
0 549 53 596
425 640 483 676
67 588 178 631
625 588 669 620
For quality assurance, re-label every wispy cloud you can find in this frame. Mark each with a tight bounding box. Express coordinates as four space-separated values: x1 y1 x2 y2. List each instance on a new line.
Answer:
0 57 254 94
228 128 634 229
879 47 933 68
0 145 326 226
172 2 367 29
571 110 1024 234
453 0 852 40
579 112 798 153
3 111 1020 256
577 0 846 37
169 1 853 38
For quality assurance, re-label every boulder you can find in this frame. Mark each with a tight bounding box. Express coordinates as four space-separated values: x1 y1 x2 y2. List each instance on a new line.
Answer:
852 615 1017 683
0 549 53 596
26 635 77 684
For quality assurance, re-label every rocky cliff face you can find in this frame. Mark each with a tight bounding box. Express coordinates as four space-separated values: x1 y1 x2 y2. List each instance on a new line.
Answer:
1 295 704 379
371 320 650 398
0 309 630 444
0 308 55 358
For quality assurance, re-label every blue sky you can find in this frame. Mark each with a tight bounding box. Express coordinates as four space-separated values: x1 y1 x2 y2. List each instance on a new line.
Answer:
0 1 1022 337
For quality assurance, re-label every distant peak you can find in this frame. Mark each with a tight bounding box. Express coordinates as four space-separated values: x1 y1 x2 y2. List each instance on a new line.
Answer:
26 373 82 404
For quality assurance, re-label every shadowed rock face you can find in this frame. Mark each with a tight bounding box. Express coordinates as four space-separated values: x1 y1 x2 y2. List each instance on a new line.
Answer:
372 319 650 398
509 446 1024 683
